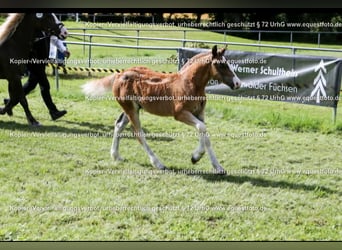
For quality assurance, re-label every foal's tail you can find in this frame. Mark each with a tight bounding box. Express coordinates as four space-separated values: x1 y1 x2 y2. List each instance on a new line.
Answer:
82 73 116 97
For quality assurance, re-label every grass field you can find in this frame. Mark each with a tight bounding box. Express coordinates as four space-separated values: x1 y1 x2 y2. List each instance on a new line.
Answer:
0 19 341 240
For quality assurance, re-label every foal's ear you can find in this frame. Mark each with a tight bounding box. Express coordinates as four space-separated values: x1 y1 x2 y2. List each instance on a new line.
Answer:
222 44 228 53
212 45 218 58
216 44 227 57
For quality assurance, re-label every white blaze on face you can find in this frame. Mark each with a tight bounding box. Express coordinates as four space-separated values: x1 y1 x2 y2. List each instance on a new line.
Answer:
52 13 68 40
226 60 242 89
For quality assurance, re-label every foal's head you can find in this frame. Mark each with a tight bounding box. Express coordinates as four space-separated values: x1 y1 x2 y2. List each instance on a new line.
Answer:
210 45 241 90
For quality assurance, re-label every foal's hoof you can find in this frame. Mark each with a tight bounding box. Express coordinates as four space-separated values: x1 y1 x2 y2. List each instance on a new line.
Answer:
191 156 198 164
213 166 227 175
155 163 168 170
114 156 125 162
112 154 124 162
191 152 205 164
214 169 227 175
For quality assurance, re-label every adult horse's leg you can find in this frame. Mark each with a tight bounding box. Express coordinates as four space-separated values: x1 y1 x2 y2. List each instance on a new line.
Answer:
175 110 226 174
111 112 129 161
0 77 40 126
124 103 166 170
0 79 20 115
19 96 40 126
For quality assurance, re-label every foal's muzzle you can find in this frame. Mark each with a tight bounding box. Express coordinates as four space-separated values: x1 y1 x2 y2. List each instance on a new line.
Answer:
232 76 242 89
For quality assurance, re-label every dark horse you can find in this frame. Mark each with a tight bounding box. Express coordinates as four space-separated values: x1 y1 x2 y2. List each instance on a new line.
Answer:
0 13 62 125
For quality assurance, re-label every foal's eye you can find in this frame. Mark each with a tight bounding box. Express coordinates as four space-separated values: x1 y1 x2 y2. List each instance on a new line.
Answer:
215 60 227 68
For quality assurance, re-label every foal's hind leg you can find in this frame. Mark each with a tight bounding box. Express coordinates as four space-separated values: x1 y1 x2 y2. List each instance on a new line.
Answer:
125 105 166 170
175 110 226 174
111 112 129 161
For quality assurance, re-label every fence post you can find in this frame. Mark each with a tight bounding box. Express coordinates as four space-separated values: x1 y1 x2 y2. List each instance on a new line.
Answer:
83 28 86 55
88 35 92 76
258 31 261 51
318 33 321 48
183 30 186 47
55 66 59 91
136 29 140 54
177 48 181 71
332 107 337 124
290 32 293 46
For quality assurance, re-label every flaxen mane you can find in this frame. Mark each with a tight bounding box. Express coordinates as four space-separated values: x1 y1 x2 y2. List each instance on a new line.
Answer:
0 13 25 46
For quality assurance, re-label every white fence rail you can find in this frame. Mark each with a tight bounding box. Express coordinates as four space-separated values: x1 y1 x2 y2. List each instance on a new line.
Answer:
63 30 342 70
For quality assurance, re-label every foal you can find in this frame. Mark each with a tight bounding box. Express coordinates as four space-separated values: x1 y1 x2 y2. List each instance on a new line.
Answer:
83 45 241 174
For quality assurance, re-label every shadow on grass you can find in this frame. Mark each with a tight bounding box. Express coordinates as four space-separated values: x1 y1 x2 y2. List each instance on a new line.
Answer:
0 119 175 142
63 120 113 132
166 166 341 196
48 72 106 80
65 120 174 142
0 120 109 135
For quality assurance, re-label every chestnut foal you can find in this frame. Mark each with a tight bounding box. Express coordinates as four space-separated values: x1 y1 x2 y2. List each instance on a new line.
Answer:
83 45 241 174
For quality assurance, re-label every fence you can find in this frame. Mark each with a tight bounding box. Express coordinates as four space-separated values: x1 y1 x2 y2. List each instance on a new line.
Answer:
67 27 342 49
62 28 342 70
56 13 342 47
54 28 342 87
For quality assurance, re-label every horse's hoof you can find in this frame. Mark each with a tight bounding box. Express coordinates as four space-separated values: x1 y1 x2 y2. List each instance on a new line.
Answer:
191 151 205 164
191 156 202 164
113 156 124 162
191 156 198 164
2 99 13 116
31 121 42 127
213 166 227 175
155 163 168 170
216 169 227 175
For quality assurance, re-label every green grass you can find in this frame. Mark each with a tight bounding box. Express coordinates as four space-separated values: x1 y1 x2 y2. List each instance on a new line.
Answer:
0 74 341 240
0 19 342 241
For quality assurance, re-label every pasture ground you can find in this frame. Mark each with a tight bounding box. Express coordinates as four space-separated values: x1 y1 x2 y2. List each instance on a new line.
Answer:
0 20 341 240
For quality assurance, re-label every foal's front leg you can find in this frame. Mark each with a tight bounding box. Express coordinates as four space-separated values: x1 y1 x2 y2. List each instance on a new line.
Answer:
175 110 226 174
